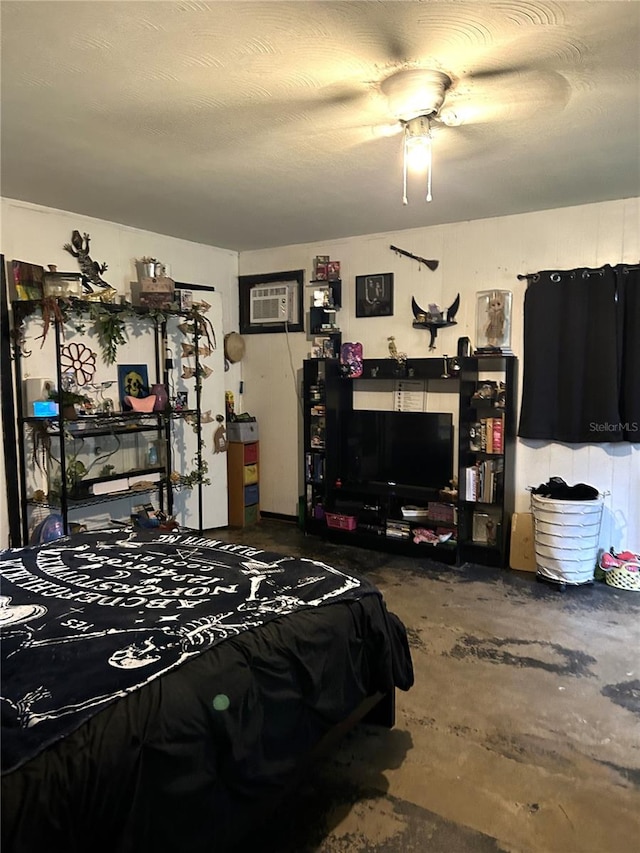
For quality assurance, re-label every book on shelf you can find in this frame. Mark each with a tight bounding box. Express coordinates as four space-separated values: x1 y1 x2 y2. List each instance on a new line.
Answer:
91 478 129 496
90 471 162 496
463 458 503 502
492 416 504 453
469 415 504 453
482 419 491 453
128 471 162 488
463 464 479 501
327 261 341 281
313 255 330 280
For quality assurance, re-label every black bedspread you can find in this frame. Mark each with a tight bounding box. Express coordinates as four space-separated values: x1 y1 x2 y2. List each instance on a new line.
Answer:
1 529 383 773
1 531 413 853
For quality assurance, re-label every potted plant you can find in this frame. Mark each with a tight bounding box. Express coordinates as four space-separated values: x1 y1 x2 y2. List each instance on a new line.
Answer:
48 388 91 419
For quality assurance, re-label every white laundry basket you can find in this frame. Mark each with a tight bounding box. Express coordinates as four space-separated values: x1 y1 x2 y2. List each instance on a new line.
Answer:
530 492 604 586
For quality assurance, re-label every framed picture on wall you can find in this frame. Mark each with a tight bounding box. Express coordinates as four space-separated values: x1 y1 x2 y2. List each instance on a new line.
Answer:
11 260 44 301
118 364 149 410
355 273 394 317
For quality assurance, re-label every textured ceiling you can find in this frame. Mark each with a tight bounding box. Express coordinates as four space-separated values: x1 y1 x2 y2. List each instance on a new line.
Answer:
1 1 639 252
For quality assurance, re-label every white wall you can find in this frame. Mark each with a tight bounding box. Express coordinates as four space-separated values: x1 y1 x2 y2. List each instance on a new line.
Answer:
239 198 640 553
3 197 638 554
1 198 240 547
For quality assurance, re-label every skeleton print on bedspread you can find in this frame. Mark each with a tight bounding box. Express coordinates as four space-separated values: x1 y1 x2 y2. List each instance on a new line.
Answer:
1 530 372 771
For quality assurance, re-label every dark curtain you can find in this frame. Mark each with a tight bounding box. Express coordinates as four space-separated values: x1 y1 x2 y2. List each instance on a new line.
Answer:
618 265 640 438
518 264 640 443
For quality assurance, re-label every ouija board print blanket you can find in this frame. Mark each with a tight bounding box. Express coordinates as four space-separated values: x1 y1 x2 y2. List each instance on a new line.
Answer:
0 529 378 774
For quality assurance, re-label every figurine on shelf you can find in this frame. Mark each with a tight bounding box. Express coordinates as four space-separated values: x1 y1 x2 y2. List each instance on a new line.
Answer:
472 382 497 400
63 230 117 302
387 336 406 364
411 293 460 350
485 292 506 347
475 290 513 354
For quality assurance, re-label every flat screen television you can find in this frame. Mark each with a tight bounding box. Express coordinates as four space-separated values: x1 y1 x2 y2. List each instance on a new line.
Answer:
343 410 454 492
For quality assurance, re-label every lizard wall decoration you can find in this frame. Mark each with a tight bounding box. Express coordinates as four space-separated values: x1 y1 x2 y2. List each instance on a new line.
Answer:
63 230 117 302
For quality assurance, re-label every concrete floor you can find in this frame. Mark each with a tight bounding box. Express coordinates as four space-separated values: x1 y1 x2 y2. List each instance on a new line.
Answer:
222 519 640 853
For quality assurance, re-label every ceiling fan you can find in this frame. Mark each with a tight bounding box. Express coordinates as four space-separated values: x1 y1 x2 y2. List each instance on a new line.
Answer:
379 68 456 127
378 68 455 203
352 63 569 203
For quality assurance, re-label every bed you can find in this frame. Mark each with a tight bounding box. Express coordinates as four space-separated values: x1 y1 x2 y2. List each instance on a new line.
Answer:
1 528 413 852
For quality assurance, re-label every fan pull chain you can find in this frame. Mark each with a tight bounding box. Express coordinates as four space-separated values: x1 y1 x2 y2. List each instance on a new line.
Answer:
425 124 433 203
402 127 409 205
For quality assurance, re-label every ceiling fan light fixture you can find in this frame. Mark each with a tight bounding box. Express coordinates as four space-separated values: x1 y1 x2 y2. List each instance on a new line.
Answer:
381 69 452 122
438 107 463 127
402 116 433 205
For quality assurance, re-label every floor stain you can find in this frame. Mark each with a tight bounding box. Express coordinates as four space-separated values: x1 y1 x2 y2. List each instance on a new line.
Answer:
483 731 573 772
594 758 640 787
404 626 427 651
447 634 597 677
213 521 640 852
601 679 640 716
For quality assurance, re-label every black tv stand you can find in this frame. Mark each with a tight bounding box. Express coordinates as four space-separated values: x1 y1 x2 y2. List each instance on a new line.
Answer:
302 356 517 568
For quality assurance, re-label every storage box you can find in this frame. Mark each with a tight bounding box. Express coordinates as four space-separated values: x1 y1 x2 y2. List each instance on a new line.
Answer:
243 463 258 485
43 272 83 298
325 512 357 531
130 280 175 308
227 421 259 442
509 512 536 572
244 442 259 464
244 503 260 525
427 502 456 524
137 275 175 294
244 484 259 505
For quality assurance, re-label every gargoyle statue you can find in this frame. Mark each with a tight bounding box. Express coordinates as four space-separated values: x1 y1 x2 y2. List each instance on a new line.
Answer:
411 293 460 351
63 230 117 302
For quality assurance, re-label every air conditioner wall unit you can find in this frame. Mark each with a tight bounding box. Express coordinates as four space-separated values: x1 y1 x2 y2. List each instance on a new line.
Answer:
249 284 292 324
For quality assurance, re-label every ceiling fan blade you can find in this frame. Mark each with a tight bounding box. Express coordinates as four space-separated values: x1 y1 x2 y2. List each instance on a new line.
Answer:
463 62 538 82
379 30 410 64
441 68 571 126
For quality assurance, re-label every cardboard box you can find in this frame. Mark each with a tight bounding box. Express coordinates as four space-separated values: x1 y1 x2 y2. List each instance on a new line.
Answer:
510 511 537 572
130 279 175 308
227 421 259 442
138 275 175 294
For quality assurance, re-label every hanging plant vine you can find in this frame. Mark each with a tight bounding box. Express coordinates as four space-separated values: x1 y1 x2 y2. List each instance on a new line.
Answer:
91 307 129 365
36 296 67 348
30 422 55 474
170 456 210 490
